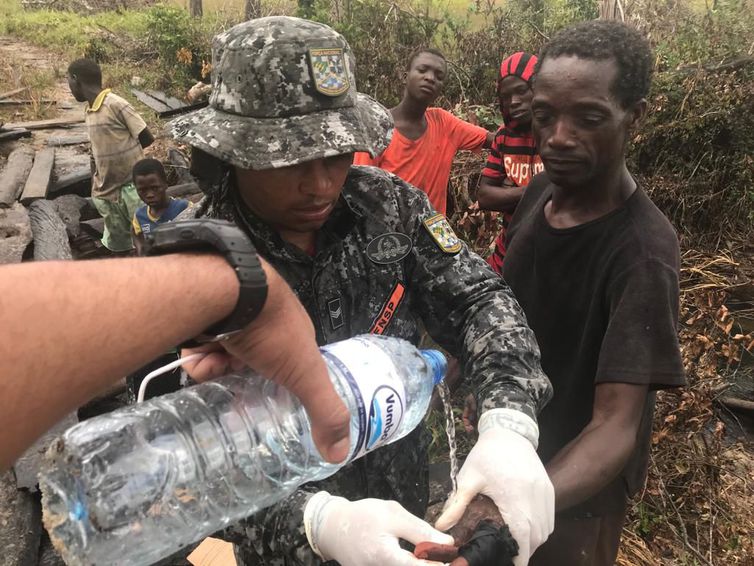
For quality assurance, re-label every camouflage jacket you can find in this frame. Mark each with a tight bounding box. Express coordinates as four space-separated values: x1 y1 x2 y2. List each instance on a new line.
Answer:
198 166 552 565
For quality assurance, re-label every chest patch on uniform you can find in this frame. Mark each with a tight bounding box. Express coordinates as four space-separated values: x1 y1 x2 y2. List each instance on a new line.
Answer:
366 232 413 264
370 281 406 335
327 297 344 330
308 48 350 97
423 214 462 254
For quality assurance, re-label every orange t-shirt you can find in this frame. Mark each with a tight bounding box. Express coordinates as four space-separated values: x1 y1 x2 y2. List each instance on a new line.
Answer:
354 108 488 214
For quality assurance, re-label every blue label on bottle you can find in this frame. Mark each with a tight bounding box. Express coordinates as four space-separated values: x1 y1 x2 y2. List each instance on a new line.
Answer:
366 385 405 450
321 337 407 461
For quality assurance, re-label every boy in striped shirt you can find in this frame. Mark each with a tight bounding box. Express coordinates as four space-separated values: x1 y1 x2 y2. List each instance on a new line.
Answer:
478 52 544 273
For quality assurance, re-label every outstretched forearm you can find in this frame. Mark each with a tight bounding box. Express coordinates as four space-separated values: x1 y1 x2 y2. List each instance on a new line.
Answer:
0 254 237 469
547 382 648 511
477 176 524 213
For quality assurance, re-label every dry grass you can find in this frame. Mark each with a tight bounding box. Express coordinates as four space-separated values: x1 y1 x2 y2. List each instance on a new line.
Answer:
0 62 58 123
616 245 754 565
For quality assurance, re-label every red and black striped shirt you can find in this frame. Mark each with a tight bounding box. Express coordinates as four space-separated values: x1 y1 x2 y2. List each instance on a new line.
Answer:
481 124 543 274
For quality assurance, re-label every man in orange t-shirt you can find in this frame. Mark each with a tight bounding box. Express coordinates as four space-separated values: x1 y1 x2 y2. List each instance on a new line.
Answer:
354 48 492 214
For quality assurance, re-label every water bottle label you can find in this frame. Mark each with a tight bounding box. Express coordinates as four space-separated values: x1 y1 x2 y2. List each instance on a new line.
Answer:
321 338 406 460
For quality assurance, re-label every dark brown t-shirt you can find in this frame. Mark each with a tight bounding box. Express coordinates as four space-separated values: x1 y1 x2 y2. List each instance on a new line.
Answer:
503 173 686 516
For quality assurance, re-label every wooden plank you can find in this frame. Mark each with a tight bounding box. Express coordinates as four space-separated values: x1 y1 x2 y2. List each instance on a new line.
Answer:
0 86 28 100
159 100 208 119
187 537 237 566
0 146 35 207
20 148 56 205
80 218 105 239
0 128 32 143
147 90 186 110
167 181 201 199
50 167 91 195
4 116 83 130
47 132 90 146
13 412 78 489
28 198 73 261
0 203 33 264
131 88 171 113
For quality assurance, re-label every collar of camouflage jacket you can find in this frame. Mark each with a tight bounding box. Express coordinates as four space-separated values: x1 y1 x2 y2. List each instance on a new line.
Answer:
231 182 363 262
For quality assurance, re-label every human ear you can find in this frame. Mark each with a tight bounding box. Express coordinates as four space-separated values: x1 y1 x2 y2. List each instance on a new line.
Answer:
628 98 648 129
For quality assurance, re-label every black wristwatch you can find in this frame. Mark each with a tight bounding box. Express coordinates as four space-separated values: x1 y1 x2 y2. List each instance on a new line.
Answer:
142 219 268 345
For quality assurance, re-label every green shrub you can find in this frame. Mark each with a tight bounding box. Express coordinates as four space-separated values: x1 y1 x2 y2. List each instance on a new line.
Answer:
141 5 207 85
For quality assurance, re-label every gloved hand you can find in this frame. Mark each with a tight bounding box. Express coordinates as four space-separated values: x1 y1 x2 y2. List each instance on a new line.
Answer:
304 491 454 566
435 409 554 566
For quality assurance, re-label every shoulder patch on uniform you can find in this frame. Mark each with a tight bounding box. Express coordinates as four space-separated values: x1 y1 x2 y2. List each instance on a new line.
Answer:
423 214 462 254
366 232 413 264
308 48 350 96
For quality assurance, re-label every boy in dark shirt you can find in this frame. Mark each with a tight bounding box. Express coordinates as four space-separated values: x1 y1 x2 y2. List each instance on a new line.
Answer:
502 21 686 566
131 158 190 254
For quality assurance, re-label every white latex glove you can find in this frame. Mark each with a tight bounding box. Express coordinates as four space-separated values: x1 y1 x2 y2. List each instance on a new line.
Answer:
435 409 554 566
304 491 454 566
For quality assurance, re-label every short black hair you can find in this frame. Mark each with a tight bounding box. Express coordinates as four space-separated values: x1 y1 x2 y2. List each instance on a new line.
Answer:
406 47 446 71
536 20 652 108
67 59 102 87
133 158 167 183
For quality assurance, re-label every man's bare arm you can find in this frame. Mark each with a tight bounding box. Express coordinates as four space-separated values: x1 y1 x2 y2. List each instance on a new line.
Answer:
477 175 525 213
546 382 648 511
483 130 495 149
0 254 349 469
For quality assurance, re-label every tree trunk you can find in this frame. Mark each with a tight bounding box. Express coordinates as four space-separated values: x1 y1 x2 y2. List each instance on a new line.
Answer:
0 203 33 264
245 0 261 19
28 199 72 261
600 0 625 20
189 0 202 18
298 0 315 17
53 194 90 239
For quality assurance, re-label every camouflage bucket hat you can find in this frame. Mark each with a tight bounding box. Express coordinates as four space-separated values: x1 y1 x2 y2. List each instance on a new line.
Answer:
168 16 393 170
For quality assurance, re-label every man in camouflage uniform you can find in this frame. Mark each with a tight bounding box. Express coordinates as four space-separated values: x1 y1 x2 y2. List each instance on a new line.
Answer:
171 17 554 566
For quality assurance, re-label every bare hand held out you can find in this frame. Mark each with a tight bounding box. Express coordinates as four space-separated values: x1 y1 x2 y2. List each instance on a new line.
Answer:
182 260 351 464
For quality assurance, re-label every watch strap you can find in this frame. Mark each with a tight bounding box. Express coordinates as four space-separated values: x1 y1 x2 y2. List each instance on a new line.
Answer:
142 219 268 345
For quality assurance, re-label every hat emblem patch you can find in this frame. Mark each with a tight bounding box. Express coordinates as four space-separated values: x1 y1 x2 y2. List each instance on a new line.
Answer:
308 48 350 96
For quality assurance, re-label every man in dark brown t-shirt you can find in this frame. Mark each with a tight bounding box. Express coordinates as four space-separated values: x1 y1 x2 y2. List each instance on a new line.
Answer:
502 21 686 566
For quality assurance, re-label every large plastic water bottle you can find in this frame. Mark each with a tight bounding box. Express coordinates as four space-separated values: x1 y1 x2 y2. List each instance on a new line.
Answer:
39 335 446 566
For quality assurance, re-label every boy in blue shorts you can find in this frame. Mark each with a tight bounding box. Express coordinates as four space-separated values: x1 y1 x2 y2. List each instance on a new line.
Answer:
131 158 190 253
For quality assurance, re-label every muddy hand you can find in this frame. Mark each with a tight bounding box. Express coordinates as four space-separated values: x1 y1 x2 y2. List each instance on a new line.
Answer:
435 410 554 566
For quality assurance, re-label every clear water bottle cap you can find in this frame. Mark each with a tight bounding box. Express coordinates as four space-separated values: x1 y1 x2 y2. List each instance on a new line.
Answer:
420 349 448 385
